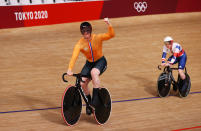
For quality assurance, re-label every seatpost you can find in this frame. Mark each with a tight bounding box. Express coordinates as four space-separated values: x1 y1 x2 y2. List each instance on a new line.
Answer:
75 77 81 87
185 67 187 74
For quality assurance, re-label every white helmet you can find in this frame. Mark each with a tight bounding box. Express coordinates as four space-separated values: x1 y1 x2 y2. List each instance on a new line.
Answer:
164 36 173 42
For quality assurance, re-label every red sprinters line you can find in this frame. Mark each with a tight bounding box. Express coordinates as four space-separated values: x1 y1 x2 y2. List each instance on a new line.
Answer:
173 125 201 131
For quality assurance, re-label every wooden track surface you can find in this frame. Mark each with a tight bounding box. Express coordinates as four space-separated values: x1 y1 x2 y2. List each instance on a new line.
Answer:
0 12 201 130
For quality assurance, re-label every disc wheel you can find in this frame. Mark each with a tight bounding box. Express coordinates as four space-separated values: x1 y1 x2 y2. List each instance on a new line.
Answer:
61 86 82 126
93 88 111 125
157 73 171 97
178 73 191 97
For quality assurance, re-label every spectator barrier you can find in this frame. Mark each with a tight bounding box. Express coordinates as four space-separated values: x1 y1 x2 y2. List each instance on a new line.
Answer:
0 0 201 29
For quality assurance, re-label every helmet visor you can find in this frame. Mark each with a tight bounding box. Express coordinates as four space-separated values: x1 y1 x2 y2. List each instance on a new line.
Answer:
81 27 91 34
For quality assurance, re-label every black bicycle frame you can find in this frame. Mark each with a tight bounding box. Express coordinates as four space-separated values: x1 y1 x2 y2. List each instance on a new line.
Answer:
158 65 187 86
62 73 94 109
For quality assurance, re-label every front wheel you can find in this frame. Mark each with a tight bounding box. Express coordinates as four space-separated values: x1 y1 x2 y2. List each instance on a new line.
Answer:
157 72 171 97
61 86 82 126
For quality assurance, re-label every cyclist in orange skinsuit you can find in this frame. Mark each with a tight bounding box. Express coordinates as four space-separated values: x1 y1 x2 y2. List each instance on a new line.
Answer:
67 18 115 115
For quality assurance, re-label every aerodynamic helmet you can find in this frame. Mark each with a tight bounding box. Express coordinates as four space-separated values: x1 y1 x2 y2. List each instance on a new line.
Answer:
80 22 92 35
164 36 173 42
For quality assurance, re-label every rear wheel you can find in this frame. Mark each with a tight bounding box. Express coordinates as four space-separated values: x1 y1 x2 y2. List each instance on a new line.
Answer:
93 88 111 125
157 73 171 97
178 73 191 97
61 86 82 126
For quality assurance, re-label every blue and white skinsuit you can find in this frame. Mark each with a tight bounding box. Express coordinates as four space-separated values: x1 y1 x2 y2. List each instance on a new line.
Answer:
162 42 187 70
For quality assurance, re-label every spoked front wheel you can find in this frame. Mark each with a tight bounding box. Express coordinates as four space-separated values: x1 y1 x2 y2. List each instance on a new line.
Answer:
93 88 111 125
178 73 191 97
157 73 171 97
61 86 82 126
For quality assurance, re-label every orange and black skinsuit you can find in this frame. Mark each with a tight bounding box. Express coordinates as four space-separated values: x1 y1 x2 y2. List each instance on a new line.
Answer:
68 25 115 77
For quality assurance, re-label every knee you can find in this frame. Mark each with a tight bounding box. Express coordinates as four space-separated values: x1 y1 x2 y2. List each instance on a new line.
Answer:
91 69 100 77
178 70 186 80
178 70 184 75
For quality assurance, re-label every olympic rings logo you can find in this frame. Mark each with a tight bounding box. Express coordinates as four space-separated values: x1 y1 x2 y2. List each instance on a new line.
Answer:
134 2 148 12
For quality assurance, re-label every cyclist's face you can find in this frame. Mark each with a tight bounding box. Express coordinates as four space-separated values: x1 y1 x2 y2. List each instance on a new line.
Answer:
83 32 91 40
164 42 171 49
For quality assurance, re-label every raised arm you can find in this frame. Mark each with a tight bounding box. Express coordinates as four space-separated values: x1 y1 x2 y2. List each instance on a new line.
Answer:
99 18 115 41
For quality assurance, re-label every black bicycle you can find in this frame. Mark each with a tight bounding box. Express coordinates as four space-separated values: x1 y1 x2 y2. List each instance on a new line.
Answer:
157 65 191 98
61 73 111 126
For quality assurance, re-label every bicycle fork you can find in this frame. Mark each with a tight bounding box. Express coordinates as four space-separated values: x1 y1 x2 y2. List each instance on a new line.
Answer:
165 72 171 86
77 85 95 111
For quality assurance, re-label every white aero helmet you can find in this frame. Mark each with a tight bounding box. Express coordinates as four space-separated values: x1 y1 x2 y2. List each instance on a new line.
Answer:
164 36 173 42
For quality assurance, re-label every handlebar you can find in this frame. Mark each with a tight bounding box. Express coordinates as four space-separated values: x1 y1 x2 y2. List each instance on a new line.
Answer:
158 65 162 70
157 65 179 72
62 73 68 82
62 73 87 83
